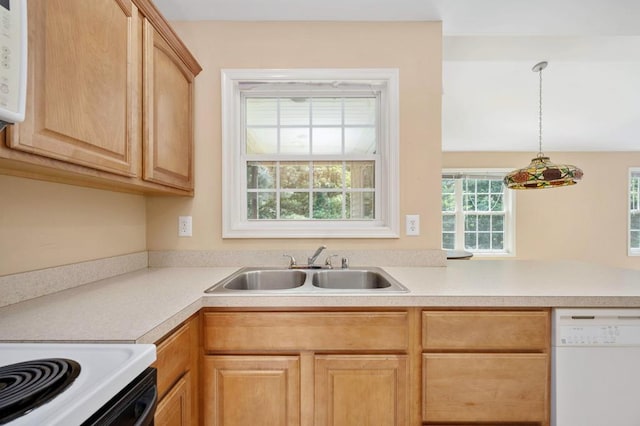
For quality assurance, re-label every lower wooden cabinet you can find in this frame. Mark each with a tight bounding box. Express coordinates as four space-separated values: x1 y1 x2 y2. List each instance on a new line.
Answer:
201 310 413 426
315 355 409 426
154 308 549 426
423 353 548 423
203 356 300 426
421 309 551 426
154 315 200 426
155 371 192 426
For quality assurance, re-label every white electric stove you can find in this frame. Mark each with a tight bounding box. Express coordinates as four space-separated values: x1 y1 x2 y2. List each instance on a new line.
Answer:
0 343 156 425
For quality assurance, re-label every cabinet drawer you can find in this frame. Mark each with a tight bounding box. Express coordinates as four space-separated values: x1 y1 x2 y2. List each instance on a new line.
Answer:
423 353 549 423
155 321 191 399
203 311 408 352
422 310 549 351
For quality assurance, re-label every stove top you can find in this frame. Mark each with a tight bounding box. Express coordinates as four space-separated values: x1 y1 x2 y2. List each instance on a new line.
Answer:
0 344 155 425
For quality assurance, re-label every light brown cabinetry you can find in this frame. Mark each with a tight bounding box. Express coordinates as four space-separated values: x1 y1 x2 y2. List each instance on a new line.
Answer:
142 20 195 190
202 310 413 426
204 355 301 426
422 310 550 426
154 315 200 426
1 0 201 194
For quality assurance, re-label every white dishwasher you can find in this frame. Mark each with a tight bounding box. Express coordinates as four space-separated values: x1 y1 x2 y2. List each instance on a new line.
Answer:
553 308 640 426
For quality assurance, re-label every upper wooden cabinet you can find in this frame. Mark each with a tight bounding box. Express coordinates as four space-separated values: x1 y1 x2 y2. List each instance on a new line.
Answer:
1 0 201 195
142 21 194 190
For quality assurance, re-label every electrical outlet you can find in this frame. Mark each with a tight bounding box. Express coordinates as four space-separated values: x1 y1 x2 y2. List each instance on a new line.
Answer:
406 214 420 236
178 216 192 237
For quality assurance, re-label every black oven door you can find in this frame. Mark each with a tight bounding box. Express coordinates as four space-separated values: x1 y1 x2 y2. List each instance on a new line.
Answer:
81 367 157 426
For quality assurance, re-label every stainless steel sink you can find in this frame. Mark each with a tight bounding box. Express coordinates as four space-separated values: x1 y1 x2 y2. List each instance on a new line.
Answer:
205 267 408 293
312 269 394 289
207 268 306 291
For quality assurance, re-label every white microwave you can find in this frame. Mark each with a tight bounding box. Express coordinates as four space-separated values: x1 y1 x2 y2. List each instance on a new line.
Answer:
0 0 26 125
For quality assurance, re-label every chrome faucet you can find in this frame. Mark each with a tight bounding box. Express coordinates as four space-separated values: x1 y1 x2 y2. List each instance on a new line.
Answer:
307 245 327 266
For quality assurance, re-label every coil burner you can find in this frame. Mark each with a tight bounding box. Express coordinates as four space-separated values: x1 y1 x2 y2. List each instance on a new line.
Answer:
0 358 81 424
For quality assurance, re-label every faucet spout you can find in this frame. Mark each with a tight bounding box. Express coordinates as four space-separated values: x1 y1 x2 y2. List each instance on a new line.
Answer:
307 245 327 266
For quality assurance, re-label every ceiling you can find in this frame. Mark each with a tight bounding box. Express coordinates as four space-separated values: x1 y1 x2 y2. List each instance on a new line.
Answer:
153 0 640 152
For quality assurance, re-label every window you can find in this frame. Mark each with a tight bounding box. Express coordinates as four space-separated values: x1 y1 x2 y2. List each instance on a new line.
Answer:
629 169 640 255
222 69 399 238
441 170 515 256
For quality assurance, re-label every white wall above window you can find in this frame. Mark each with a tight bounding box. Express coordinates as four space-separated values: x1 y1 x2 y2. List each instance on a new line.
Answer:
221 69 400 238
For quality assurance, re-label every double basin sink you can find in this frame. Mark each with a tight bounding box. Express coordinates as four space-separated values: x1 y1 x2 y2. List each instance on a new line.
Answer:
205 266 409 294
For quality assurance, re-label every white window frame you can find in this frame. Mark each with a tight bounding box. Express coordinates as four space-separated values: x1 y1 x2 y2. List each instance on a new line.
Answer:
629 168 640 256
442 169 516 257
221 69 400 238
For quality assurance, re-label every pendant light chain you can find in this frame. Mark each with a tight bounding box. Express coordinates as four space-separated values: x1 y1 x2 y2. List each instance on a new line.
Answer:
538 65 543 156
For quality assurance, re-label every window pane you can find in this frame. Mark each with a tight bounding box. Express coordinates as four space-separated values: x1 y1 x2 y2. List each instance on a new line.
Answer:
442 179 455 193
313 192 342 219
280 97 310 125
280 192 309 219
246 98 277 126
280 163 309 189
281 128 310 153
463 179 475 193
632 212 640 229
478 215 490 231
345 128 376 154
631 230 640 249
247 162 276 189
442 233 455 250
492 232 504 250
313 98 342 125
312 128 342 154
346 192 374 219
490 180 504 193
247 192 276 219
442 194 455 212
344 98 376 125
490 194 504 211
313 162 342 189
347 162 374 189
464 232 477 249
465 214 477 231
463 195 476 212
477 180 490 194
246 128 277 154
476 194 489 211
492 215 504 231
478 232 490 250
442 214 455 232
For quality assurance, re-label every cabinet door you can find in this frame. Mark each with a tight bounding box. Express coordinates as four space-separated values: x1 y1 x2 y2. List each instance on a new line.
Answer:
155 372 192 426
142 21 194 190
8 0 138 176
203 356 300 426
423 353 549 423
315 355 409 426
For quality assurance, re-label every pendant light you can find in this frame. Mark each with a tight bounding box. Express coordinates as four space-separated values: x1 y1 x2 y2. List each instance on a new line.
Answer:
504 61 583 190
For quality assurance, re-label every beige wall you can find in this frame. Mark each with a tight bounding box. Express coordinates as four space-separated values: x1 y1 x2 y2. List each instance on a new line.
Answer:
0 175 146 275
444 151 640 270
146 22 443 252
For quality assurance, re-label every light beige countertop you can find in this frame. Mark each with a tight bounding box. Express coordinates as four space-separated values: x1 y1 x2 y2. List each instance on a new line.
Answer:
2 260 640 344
